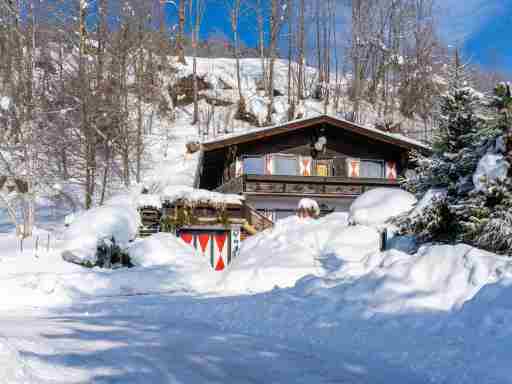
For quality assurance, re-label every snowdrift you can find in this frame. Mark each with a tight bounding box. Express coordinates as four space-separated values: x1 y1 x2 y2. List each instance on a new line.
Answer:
342 244 512 313
0 232 218 310
61 196 140 266
219 213 381 293
350 188 416 226
0 337 35 384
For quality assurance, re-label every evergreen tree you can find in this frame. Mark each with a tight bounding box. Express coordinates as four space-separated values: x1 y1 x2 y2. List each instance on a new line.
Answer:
399 54 512 255
403 52 486 198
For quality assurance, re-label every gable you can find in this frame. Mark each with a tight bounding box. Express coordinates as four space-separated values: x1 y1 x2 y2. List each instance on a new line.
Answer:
201 115 429 153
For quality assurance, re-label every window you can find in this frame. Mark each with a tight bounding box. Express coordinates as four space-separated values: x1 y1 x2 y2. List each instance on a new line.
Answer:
243 156 265 175
314 160 332 176
360 160 384 178
316 164 329 177
273 155 298 176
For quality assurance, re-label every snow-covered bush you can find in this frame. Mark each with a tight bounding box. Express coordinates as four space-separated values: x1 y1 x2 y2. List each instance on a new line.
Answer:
349 188 416 226
61 197 140 267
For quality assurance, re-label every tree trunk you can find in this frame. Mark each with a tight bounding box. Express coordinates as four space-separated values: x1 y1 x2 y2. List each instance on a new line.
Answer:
177 0 187 64
297 0 305 100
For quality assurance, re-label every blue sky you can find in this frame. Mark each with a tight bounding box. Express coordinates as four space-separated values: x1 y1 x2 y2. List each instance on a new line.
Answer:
437 0 512 73
160 0 511 74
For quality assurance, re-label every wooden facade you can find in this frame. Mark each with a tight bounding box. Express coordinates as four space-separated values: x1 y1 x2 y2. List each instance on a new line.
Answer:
196 115 430 223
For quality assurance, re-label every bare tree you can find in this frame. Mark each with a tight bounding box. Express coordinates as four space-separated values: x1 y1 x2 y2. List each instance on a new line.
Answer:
224 0 246 116
265 0 286 125
189 0 207 125
177 0 187 64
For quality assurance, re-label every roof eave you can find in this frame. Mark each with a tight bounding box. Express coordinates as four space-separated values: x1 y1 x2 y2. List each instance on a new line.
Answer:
201 115 431 153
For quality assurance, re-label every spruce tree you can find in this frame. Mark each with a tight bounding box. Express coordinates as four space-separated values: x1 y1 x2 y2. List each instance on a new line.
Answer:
399 53 512 255
403 51 485 198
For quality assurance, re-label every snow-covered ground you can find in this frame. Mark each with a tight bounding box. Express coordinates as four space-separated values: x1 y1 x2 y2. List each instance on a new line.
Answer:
2 194 512 382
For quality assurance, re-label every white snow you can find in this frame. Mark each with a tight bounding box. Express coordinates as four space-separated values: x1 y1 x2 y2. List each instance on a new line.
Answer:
0 337 35 383
2 209 512 382
61 196 140 265
137 193 162 209
218 213 380 293
344 244 510 313
161 185 244 206
297 198 320 216
349 187 417 226
0 95 11 111
412 187 448 216
473 153 510 192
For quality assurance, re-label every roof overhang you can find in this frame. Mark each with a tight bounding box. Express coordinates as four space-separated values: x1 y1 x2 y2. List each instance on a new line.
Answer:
201 115 431 153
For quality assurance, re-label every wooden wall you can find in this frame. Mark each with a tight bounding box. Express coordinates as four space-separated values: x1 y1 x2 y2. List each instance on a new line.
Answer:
200 123 409 190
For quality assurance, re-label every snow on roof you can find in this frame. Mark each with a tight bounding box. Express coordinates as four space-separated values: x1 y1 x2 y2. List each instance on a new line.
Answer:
137 194 163 209
202 114 431 151
161 185 244 206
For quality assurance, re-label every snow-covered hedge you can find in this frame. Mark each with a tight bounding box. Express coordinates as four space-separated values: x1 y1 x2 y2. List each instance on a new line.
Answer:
61 197 140 266
349 188 417 226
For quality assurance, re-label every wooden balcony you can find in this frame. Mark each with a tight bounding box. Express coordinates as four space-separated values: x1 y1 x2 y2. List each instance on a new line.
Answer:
216 174 400 197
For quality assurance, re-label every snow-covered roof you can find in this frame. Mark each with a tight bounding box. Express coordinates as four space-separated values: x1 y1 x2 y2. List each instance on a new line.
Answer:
202 114 431 152
161 186 244 206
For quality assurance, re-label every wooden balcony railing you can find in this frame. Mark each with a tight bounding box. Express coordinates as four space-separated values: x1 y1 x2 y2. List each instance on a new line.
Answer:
216 174 399 197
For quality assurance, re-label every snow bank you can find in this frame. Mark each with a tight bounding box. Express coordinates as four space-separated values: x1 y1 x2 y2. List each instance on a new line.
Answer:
344 244 511 313
161 185 244 206
473 154 510 192
219 213 381 294
129 233 196 267
350 188 416 226
457 276 512 342
61 197 140 266
127 233 217 291
0 337 34 383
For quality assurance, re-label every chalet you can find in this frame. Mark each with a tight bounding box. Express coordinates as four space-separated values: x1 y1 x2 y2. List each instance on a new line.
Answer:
195 115 430 222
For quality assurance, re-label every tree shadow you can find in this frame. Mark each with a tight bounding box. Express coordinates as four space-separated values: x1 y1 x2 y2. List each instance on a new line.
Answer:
11 290 436 384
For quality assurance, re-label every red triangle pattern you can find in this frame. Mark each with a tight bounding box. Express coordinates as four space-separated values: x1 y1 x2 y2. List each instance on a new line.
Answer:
198 234 210 254
215 256 225 271
215 233 227 253
180 233 193 245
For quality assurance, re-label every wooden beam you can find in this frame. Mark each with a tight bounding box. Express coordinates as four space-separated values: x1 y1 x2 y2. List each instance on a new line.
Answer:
201 115 430 153
244 174 399 186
